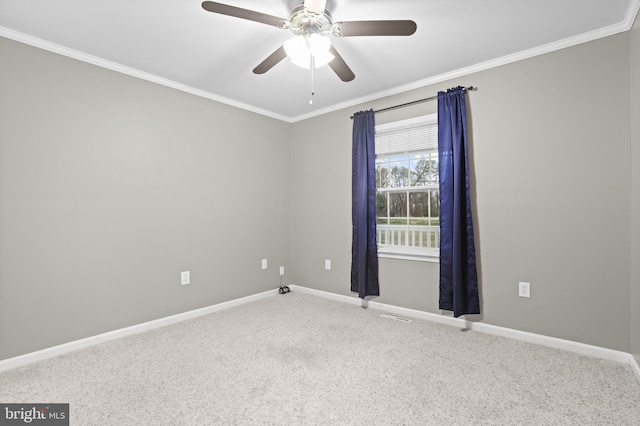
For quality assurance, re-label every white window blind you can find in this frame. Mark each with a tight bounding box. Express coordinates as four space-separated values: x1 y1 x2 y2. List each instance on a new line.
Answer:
375 117 438 157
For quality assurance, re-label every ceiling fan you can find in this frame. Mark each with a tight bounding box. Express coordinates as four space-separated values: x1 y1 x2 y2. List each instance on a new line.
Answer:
201 0 417 83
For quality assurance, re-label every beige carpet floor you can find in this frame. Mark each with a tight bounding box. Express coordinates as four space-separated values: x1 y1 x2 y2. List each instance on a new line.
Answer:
1 291 639 425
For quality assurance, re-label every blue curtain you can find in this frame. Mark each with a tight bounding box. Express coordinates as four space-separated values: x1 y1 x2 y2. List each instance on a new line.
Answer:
351 109 379 299
438 87 480 317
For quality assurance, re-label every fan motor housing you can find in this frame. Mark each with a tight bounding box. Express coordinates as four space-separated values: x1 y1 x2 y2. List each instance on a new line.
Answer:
288 5 334 36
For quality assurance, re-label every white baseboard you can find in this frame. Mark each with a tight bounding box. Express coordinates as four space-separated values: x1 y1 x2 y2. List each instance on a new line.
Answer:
289 285 638 371
631 354 640 384
2 284 639 388
0 289 279 373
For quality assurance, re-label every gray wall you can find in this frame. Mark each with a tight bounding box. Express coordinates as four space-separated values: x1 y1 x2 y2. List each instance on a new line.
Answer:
631 14 640 364
0 37 291 360
291 33 633 352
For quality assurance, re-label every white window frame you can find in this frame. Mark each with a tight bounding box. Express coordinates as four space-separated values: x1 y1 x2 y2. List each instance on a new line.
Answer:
375 114 439 263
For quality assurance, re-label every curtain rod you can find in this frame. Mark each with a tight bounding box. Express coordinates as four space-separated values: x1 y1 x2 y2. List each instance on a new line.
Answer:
350 86 475 119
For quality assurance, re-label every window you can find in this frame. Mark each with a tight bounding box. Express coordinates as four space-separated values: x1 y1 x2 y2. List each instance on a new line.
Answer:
375 114 439 261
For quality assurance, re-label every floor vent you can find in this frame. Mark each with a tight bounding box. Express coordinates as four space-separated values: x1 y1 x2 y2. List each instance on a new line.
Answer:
379 313 412 323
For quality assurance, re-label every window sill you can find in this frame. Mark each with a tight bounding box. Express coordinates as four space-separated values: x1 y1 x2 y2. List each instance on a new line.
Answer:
377 246 439 263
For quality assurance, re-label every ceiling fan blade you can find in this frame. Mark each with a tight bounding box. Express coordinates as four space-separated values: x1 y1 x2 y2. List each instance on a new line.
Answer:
253 45 288 74
201 1 289 29
334 20 417 37
304 0 327 15
328 45 355 82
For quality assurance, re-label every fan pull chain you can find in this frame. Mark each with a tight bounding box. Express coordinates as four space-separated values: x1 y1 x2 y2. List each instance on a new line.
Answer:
309 54 315 105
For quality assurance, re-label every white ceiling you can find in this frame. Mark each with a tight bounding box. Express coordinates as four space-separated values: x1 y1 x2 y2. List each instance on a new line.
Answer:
1 0 638 122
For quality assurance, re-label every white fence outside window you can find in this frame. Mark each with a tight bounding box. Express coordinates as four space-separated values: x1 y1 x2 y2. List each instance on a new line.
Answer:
376 224 440 249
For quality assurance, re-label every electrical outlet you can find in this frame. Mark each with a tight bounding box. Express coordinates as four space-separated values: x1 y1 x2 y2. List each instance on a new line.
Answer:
279 266 285 276
325 259 331 270
181 271 190 286
519 281 530 298
261 259 268 269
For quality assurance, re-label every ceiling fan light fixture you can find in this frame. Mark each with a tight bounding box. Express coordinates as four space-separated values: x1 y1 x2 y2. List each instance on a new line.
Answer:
202 1 416 83
308 33 331 55
312 49 335 67
284 36 306 59
284 34 334 69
